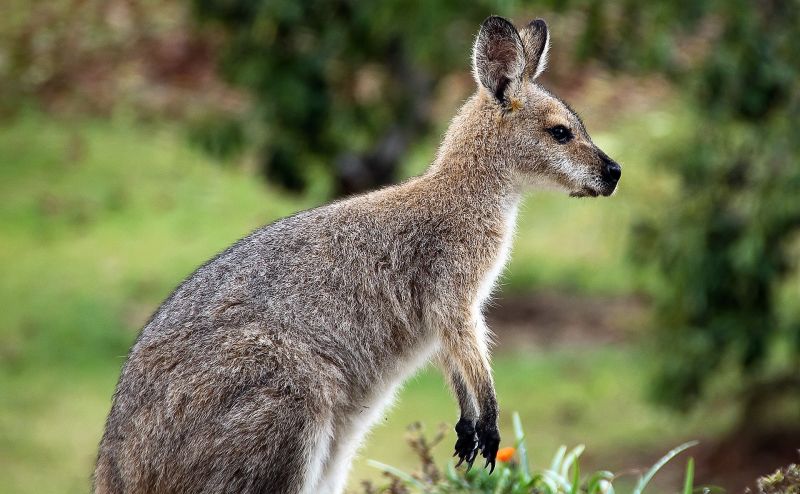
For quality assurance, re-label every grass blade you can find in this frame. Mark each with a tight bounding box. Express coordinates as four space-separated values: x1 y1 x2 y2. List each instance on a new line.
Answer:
512 412 531 480
446 460 463 483
561 444 585 479
366 459 425 488
632 440 699 494
587 471 615 494
683 458 695 494
542 469 572 491
571 458 581 494
494 467 512 494
550 445 567 472
532 472 558 494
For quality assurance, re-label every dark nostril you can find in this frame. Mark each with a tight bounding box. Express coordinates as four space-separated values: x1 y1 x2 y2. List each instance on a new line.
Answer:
598 151 621 182
606 162 621 181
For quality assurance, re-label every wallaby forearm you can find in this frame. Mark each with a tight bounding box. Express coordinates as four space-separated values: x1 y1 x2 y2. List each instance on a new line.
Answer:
438 354 478 419
437 313 501 470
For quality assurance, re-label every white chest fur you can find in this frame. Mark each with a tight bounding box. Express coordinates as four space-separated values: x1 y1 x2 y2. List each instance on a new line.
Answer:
472 202 519 343
475 202 519 308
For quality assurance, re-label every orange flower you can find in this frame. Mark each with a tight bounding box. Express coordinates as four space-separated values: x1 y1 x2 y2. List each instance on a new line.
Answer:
496 447 516 462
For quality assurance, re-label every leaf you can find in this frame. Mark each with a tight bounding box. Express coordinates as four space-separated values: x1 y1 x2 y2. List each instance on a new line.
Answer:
542 469 572 491
561 444 585 479
494 467 512 494
587 471 615 494
696 485 726 494
550 445 568 473
571 458 581 494
366 459 425 488
532 471 558 494
446 460 470 487
683 458 695 494
512 412 531 481
632 440 699 494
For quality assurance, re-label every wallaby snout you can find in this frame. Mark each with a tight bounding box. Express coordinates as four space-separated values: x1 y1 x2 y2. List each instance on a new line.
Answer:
566 148 621 198
598 150 622 196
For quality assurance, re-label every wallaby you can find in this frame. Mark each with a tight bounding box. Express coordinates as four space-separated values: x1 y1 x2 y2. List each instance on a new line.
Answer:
94 15 621 494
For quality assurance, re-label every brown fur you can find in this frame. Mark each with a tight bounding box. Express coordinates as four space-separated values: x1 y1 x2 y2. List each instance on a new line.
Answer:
94 16 620 493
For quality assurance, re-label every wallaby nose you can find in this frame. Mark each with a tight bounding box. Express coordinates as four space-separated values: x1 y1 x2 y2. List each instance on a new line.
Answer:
606 161 621 181
599 151 621 182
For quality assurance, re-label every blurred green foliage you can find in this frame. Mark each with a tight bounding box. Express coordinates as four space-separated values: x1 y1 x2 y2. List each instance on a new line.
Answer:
574 0 800 411
191 0 493 194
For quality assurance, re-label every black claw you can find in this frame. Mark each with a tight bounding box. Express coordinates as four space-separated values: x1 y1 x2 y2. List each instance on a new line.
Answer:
475 418 500 475
453 417 479 471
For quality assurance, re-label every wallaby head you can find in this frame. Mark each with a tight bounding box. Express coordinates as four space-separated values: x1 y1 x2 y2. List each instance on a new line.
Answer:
466 16 621 197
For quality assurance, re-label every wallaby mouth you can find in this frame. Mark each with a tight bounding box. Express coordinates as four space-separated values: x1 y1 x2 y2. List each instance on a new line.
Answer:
600 184 617 197
570 154 621 198
569 179 618 198
598 179 619 197
570 187 600 198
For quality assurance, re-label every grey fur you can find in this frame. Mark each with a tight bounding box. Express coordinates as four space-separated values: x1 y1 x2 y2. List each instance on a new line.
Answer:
94 15 620 494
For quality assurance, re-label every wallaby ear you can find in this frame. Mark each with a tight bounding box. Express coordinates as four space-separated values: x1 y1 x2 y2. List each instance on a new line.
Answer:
472 16 525 103
520 19 550 80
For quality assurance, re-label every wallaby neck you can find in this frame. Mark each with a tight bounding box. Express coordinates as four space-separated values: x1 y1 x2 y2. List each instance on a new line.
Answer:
425 99 522 220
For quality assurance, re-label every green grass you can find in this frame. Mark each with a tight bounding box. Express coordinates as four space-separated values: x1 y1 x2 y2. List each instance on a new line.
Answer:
0 101 699 493
0 113 310 371
0 114 310 492
0 370 117 492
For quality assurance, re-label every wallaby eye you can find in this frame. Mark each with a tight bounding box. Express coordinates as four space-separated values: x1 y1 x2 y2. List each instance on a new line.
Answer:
548 125 573 144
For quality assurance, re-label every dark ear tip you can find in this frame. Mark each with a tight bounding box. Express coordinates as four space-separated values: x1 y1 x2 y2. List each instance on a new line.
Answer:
527 18 548 32
481 15 515 30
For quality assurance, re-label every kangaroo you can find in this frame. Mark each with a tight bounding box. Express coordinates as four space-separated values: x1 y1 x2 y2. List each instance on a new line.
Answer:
94 15 621 494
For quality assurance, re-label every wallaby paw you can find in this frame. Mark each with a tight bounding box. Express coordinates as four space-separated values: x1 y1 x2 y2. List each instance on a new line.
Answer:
453 417 479 470
476 418 500 474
